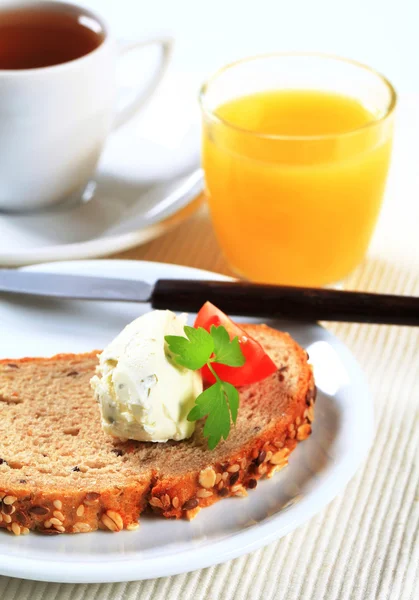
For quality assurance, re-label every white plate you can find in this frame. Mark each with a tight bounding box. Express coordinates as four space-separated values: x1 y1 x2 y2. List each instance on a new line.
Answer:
0 260 373 583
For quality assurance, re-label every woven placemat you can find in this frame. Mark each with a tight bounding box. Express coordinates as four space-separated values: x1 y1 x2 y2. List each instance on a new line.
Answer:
0 207 417 600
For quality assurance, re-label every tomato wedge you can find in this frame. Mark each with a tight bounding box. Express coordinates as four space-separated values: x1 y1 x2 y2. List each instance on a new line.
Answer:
194 302 277 386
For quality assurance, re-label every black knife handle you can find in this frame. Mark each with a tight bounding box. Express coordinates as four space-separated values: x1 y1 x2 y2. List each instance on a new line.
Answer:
151 279 419 326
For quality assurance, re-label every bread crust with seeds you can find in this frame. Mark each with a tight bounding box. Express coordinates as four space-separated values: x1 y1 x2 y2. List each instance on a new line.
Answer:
0 324 315 534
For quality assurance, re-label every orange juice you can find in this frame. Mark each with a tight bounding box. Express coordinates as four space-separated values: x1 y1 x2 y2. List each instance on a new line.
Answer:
202 89 393 286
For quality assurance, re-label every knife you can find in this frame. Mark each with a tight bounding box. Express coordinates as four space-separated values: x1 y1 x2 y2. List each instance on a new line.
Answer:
0 269 418 325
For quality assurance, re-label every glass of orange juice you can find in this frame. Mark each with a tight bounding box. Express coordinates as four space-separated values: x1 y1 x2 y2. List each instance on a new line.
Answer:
200 53 396 287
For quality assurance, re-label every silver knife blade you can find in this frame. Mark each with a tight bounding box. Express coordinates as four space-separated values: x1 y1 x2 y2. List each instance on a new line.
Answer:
0 270 153 303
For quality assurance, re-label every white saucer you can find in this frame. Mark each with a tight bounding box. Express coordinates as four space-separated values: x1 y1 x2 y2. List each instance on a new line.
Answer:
0 260 373 583
0 169 202 267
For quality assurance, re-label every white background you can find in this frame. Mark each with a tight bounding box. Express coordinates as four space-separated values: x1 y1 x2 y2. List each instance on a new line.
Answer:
80 0 417 94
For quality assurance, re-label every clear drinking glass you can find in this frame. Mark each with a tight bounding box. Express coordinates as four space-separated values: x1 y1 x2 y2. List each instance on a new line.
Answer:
200 53 396 287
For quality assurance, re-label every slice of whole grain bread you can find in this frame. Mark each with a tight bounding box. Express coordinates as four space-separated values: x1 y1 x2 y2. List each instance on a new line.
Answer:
0 324 315 535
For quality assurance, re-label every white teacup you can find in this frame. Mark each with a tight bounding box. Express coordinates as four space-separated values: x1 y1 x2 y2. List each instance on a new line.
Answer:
0 1 173 212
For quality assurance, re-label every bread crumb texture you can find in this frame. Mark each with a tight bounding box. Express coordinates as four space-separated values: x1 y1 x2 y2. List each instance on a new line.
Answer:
0 325 315 534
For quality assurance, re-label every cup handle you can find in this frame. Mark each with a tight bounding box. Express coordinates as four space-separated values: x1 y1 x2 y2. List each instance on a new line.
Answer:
113 36 173 130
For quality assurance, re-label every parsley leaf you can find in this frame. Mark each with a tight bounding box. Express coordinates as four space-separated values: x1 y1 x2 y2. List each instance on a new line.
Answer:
222 381 240 424
166 323 246 449
187 380 240 449
165 326 213 370
189 383 230 449
210 324 245 367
